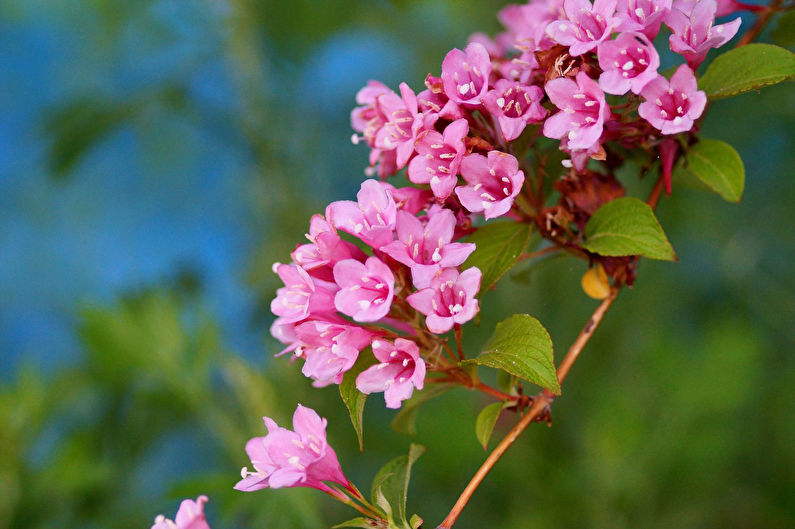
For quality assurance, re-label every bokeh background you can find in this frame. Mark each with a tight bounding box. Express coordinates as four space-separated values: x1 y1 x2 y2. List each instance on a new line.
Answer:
1 1 793 528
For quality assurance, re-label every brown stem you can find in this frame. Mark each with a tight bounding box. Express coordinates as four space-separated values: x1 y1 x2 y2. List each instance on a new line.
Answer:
737 0 786 47
437 289 620 529
518 245 563 262
647 173 665 209
454 325 464 361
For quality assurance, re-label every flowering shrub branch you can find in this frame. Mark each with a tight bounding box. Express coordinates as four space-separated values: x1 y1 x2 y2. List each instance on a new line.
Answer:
147 0 794 527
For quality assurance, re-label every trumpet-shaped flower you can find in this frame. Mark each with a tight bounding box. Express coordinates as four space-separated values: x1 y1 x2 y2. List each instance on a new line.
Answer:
666 0 741 68
638 64 706 134
483 80 546 141
235 405 348 493
356 338 426 409
294 319 374 386
543 71 611 151
441 42 492 107
546 0 622 56
270 263 337 324
333 257 395 322
456 151 525 219
407 118 469 199
326 179 397 249
597 31 660 95
616 0 672 38
374 83 437 169
407 267 482 334
291 214 366 282
380 209 475 288
151 496 211 529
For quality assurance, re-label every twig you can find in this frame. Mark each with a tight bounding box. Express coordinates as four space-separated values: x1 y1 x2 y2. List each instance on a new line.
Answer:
437 288 620 529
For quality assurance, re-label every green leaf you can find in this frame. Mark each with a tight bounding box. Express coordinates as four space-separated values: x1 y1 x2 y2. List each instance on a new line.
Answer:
772 11 795 49
699 44 795 100
391 384 452 436
475 402 504 450
371 444 426 528
409 514 424 529
464 314 560 394
340 352 378 451
685 139 745 203
583 197 676 261
333 517 377 529
465 222 533 294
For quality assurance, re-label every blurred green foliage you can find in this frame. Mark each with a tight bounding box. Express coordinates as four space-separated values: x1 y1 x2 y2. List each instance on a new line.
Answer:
2 0 794 528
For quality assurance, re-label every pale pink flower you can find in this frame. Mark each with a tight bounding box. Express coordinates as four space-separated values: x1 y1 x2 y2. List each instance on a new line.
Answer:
351 80 391 147
638 64 706 134
294 319 374 386
326 179 397 249
291 214 366 282
441 42 492 108
374 83 437 169
270 317 300 356
546 0 622 56
417 74 464 120
236 405 348 493
407 267 482 334
270 263 337 324
499 0 565 51
543 71 611 152
381 209 476 288
456 151 526 219
616 0 672 38
407 118 469 200
151 496 211 529
356 338 426 409
333 257 395 322
483 80 546 141
666 0 741 69
597 32 660 95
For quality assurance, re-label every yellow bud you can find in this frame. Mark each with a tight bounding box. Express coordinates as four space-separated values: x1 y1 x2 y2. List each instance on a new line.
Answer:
581 264 610 300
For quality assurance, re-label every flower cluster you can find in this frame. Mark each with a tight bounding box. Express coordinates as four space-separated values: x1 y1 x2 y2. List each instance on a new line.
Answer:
270 177 482 408
352 0 736 177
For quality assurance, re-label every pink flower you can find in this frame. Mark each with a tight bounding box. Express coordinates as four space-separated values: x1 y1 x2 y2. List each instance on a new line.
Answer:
270 263 337 324
326 179 397 249
291 214 366 282
333 257 395 322
417 74 464 120
456 151 526 219
499 0 565 52
407 267 482 334
483 80 546 141
616 0 672 38
351 80 391 147
356 338 426 409
441 42 492 108
597 32 660 95
151 496 211 529
236 405 348 493
374 83 437 169
294 319 374 387
381 209 476 288
543 71 611 152
638 64 706 134
407 118 469 200
546 0 622 56
666 0 741 69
